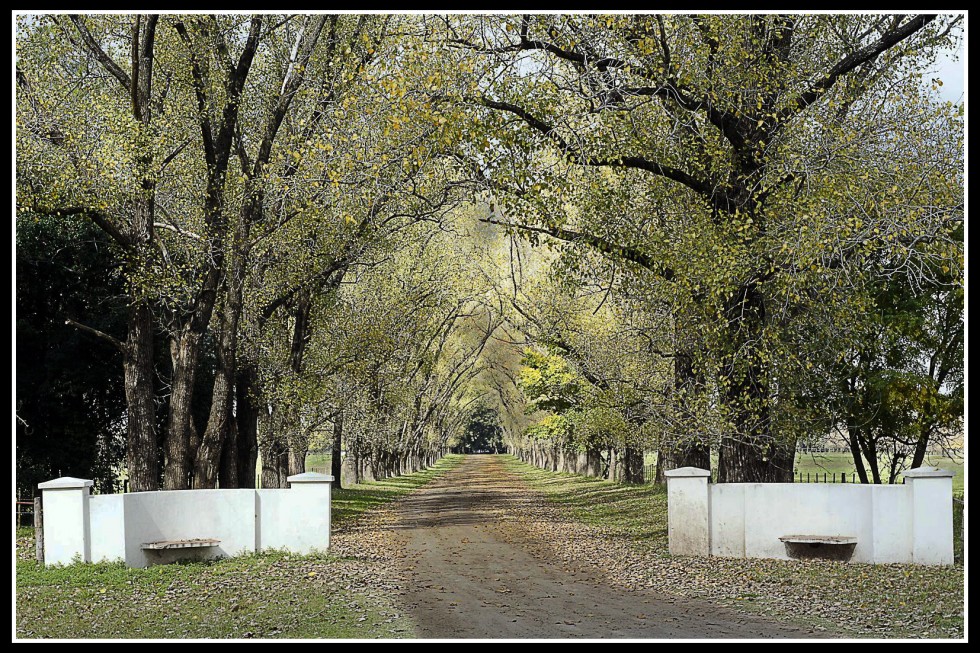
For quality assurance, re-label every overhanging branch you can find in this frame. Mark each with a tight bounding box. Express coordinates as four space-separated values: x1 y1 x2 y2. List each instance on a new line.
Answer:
780 15 937 120
481 216 675 282
65 318 125 353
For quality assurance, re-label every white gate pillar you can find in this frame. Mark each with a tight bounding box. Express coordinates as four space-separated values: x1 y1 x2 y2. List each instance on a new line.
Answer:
664 467 711 556
37 477 93 565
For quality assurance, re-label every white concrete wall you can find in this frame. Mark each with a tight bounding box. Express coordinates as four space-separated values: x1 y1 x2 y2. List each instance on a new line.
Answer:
122 489 258 568
708 483 745 557
257 486 331 554
89 494 126 563
870 486 912 563
738 484 875 562
907 471 955 564
664 467 711 556
666 467 954 565
38 473 334 568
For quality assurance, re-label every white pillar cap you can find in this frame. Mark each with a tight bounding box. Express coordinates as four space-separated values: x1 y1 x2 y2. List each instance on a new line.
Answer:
286 472 335 484
38 477 94 489
663 467 711 478
903 467 955 479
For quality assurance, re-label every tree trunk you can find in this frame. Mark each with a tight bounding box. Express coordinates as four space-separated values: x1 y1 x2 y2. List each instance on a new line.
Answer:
349 431 363 484
656 443 712 484
194 207 251 488
621 445 644 484
718 437 796 483
716 282 794 483
909 415 937 470
276 441 291 483
584 446 602 477
288 442 306 477
331 410 343 489
261 438 286 489
193 327 234 488
164 321 207 489
218 418 239 488
656 347 711 483
866 439 882 484
847 424 870 484
120 17 161 493
235 364 260 488
73 15 160 492
124 299 158 492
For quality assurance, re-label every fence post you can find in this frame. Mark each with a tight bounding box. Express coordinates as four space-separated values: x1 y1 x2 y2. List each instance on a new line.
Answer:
33 496 44 564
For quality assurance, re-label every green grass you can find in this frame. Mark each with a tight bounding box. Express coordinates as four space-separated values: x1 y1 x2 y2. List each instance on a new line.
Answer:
305 453 332 473
507 456 671 554
332 455 464 527
16 550 406 639
504 454 964 638
16 455 464 640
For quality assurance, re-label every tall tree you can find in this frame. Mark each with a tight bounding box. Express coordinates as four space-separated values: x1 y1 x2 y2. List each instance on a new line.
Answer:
18 14 166 490
442 14 961 481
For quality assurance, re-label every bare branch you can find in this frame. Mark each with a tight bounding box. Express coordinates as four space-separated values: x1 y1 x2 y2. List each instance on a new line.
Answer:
473 96 716 201
480 215 675 282
65 318 125 352
68 15 133 92
780 15 938 121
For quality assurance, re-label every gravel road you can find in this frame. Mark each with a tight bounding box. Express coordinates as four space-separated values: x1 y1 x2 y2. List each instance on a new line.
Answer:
386 455 815 639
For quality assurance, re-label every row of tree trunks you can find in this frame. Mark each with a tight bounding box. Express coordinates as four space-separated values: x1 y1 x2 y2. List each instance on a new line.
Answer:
177 19 333 490
339 445 443 486
512 442 636 482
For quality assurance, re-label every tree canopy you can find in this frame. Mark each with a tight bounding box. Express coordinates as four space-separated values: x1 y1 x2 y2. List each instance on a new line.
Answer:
16 13 963 492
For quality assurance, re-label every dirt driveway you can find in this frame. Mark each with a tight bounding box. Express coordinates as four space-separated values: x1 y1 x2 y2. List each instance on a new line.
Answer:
386 455 814 639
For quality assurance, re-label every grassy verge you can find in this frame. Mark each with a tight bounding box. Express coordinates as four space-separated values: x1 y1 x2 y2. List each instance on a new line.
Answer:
16 455 463 640
332 455 463 528
508 457 671 554
503 455 964 639
305 453 332 473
